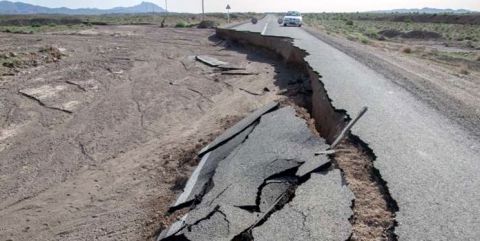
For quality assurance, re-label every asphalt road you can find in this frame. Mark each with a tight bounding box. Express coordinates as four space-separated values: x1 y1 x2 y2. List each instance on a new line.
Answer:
232 15 480 240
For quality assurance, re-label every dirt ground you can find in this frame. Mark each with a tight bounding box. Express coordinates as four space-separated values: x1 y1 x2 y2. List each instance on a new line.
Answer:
0 25 292 240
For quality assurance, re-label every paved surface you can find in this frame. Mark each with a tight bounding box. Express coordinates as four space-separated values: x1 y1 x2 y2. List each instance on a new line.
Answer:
231 15 480 240
198 102 278 156
160 106 352 240
252 171 353 241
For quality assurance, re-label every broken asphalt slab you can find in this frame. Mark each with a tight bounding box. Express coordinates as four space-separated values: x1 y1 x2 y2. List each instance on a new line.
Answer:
195 55 229 67
160 106 352 241
252 170 353 241
195 55 247 71
172 125 256 209
198 101 278 157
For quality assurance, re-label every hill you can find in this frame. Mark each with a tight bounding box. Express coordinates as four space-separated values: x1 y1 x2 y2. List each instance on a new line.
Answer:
0 1 165 15
369 7 476 14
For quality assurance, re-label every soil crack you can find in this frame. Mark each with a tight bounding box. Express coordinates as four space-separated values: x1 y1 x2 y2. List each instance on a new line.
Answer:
19 92 72 114
333 137 398 241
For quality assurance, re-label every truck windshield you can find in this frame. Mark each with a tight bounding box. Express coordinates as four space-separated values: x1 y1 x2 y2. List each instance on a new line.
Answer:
287 11 301 16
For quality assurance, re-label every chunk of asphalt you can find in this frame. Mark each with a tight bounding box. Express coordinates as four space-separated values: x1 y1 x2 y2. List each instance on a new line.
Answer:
195 55 229 67
157 214 188 241
160 107 329 241
186 209 230 240
172 125 256 209
199 107 323 208
198 101 278 157
295 151 330 178
252 170 354 241
184 206 258 241
259 178 293 213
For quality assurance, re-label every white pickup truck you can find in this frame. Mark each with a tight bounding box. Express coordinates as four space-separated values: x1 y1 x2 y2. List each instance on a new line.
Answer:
282 11 303 27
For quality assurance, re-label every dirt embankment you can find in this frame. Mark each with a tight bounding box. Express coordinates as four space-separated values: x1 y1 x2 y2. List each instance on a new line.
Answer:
0 26 293 240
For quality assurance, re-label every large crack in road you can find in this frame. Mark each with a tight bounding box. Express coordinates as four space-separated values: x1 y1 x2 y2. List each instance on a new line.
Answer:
160 106 352 241
158 28 400 241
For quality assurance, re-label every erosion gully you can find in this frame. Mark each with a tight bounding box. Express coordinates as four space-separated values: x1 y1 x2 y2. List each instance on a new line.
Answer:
215 28 399 241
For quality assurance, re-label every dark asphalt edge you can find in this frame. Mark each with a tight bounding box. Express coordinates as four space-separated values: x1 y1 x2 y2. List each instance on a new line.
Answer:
198 101 279 157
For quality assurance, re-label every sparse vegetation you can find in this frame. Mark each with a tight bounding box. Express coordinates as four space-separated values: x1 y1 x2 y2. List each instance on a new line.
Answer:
303 13 480 49
197 20 218 29
0 13 262 34
360 37 369 44
303 12 480 76
0 24 86 34
174 21 188 28
0 46 63 77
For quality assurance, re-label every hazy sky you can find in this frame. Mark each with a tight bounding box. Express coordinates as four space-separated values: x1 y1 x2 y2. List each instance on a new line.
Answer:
18 0 480 13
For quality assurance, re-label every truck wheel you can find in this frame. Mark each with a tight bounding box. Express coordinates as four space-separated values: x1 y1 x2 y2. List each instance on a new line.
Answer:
283 23 287 27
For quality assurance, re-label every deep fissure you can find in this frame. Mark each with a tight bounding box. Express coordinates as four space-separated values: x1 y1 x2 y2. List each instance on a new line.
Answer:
160 28 400 241
216 28 399 241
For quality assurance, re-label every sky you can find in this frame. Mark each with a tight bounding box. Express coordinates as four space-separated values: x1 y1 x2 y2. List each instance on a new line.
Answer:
16 0 480 13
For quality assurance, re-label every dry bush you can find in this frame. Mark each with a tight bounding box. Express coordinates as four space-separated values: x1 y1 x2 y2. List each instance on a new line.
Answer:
39 46 62 62
476 54 480 61
401 47 412 54
197 20 218 29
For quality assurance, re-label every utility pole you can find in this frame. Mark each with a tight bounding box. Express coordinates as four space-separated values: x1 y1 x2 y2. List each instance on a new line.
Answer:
165 0 168 13
202 0 205 20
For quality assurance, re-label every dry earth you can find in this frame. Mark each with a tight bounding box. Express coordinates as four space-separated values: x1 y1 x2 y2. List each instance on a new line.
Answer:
0 25 295 240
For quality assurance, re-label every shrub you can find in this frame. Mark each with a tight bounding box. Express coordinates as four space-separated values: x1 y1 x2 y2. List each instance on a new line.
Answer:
476 55 480 61
175 22 188 28
345 20 354 26
2 58 22 68
39 46 62 61
197 20 218 29
401 47 412 53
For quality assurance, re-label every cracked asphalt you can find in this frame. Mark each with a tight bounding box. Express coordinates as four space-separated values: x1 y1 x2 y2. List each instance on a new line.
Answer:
160 106 352 241
232 15 480 240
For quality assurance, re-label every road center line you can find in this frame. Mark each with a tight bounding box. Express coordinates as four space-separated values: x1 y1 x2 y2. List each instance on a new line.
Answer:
261 22 269 35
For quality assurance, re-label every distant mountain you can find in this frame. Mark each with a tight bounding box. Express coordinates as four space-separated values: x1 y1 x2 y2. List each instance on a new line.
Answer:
369 7 477 14
0 1 165 15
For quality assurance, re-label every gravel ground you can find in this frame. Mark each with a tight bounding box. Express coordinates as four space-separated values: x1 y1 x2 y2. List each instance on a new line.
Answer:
0 25 292 240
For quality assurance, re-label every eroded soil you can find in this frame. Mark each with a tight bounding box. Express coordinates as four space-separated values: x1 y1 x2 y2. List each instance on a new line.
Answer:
0 26 291 240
